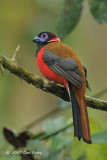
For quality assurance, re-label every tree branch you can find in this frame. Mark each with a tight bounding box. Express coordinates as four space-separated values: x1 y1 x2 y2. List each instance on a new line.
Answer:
0 54 107 111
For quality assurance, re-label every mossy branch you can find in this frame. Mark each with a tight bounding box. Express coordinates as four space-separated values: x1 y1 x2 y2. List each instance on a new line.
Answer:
0 54 107 111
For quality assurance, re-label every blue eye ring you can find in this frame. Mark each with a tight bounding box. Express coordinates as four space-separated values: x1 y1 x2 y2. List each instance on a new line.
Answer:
41 33 48 40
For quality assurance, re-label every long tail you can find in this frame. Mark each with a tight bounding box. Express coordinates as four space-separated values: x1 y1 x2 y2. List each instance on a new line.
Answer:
67 83 92 144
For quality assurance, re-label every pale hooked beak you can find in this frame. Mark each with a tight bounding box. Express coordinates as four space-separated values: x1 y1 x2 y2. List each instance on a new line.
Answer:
33 36 42 43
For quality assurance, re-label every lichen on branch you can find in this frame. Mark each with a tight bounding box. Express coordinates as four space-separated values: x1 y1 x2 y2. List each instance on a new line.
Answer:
0 54 107 111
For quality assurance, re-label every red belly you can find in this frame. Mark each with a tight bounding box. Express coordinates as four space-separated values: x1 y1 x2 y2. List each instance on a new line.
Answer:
36 47 67 88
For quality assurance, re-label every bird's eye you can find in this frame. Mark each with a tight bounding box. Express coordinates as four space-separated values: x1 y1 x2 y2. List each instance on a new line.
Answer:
42 34 46 38
41 33 48 40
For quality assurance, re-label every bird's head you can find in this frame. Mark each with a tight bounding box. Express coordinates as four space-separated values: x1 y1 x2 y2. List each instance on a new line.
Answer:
33 32 60 45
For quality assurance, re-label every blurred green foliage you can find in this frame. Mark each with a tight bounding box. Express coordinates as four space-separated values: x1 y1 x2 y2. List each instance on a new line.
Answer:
88 0 107 23
1 155 20 160
43 116 67 134
1 116 107 159
92 130 107 144
0 0 107 160
56 0 84 39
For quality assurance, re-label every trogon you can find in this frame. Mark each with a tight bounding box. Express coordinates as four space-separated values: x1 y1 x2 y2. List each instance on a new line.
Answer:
33 32 92 144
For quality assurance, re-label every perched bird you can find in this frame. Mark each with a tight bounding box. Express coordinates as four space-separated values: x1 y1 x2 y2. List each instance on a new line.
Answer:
33 32 92 144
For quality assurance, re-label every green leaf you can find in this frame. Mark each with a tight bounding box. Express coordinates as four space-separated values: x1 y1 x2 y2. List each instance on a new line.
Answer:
51 133 72 152
43 148 72 160
43 116 67 134
92 130 107 144
88 0 107 23
56 0 84 39
58 98 71 109
27 139 49 158
0 155 20 160
89 119 101 133
100 144 107 160
71 139 86 160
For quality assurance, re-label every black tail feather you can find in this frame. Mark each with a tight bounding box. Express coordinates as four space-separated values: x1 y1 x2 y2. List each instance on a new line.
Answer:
68 83 83 140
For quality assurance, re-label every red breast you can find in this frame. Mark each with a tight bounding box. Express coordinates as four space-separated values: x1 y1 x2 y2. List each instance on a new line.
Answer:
36 46 68 88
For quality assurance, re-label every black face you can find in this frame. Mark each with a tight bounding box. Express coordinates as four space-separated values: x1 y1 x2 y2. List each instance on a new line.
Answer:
33 32 59 44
